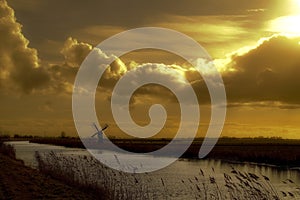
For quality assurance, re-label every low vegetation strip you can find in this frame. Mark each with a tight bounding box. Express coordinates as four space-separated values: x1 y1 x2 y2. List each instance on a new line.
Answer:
30 137 300 167
0 142 100 200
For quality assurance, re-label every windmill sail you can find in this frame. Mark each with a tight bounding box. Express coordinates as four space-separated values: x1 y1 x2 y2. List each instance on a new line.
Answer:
91 123 108 143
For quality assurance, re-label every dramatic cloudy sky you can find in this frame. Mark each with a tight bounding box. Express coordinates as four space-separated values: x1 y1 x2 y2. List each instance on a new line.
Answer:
1 0 300 138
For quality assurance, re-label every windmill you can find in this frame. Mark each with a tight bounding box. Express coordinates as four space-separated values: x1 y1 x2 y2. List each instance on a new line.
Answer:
91 123 108 143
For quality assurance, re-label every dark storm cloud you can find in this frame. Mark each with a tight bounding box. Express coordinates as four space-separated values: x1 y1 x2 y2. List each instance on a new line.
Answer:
224 35 300 105
186 35 300 107
0 0 49 93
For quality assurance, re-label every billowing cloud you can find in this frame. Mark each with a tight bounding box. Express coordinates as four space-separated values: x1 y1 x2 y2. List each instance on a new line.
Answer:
106 62 208 109
223 35 300 106
0 0 49 93
174 34 300 108
60 37 92 68
2 0 300 107
49 39 128 93
46 37 93 93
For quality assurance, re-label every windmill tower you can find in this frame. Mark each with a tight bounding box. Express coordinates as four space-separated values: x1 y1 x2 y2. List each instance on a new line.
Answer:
91 123 108 143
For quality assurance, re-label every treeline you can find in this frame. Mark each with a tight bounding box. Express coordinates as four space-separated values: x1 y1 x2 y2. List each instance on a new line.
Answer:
3 134 300 167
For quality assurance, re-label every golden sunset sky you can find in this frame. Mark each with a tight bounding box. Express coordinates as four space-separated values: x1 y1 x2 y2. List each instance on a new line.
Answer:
1 0 300 138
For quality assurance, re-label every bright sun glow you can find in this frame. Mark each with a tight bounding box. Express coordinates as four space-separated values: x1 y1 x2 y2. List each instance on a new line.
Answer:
268 0 300 35
294 0 300 8
270 15 300 35
291 0 300 13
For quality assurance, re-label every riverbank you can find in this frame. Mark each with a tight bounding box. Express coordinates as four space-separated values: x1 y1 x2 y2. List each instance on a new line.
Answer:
0 143 101 199
30 137 300 167
2 139 300 199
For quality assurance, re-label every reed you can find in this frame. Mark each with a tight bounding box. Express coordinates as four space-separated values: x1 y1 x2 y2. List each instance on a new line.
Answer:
35 151 297 200
0 143 16 159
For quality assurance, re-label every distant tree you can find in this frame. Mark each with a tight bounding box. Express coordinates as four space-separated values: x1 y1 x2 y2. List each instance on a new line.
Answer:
60 131 66 138
270 136 282 140
0 132 10 139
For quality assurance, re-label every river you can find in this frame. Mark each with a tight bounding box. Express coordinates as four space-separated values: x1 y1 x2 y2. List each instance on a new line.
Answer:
5 141 300 199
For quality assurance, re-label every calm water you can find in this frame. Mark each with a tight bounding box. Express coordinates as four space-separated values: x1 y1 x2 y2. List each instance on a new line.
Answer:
5 141 300 199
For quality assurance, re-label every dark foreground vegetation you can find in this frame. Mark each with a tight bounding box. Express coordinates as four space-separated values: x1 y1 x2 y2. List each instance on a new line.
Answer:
0 140 102 200
34 150 288 200
27 136 300 168
1 137 299 199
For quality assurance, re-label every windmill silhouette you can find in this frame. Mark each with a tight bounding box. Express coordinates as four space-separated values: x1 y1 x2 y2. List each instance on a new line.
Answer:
91 123 108 143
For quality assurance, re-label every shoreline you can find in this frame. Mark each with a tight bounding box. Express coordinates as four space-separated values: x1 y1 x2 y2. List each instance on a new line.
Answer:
27 137 300 168
181 157 300 171
0 143 102 199
0 141 295 199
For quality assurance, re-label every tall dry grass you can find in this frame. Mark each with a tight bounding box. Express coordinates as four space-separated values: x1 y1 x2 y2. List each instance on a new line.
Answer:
35 151 153 199
35 151 298 200
0 143 16 159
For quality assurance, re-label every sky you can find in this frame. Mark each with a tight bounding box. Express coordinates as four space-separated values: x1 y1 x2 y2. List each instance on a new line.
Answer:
1 0 300 138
